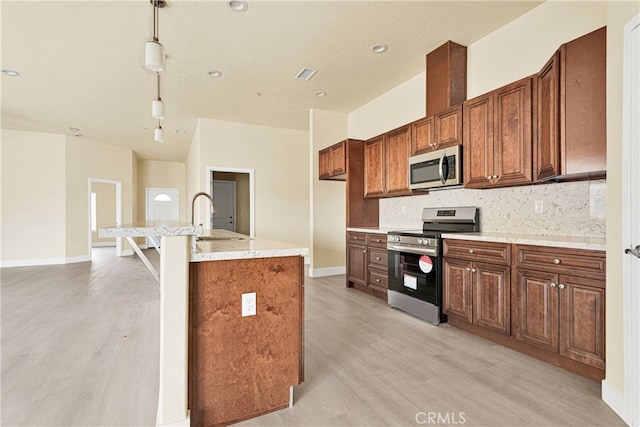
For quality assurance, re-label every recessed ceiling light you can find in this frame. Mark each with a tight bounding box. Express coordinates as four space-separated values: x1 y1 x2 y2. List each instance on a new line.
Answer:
371 44 388 54
294 67 317 81
208 70 222 77
1 69 20 77
227 0 248 12
315 91 326 97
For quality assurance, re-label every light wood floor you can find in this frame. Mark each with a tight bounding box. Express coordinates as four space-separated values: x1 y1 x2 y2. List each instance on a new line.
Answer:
2 249 625 426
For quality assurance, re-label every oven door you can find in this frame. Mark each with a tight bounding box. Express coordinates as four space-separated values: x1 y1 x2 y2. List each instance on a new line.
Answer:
387 248 441 306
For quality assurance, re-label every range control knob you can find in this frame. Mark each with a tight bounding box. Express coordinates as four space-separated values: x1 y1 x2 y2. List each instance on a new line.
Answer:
416 238 423 244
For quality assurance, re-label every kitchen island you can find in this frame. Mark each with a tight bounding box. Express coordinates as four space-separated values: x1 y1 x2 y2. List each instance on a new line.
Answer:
99 222 308 427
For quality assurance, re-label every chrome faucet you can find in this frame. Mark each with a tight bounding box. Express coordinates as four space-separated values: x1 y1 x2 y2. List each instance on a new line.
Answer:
191 192 216 226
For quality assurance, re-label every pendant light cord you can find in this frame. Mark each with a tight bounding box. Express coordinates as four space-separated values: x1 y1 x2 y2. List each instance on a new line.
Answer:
157 73 161 101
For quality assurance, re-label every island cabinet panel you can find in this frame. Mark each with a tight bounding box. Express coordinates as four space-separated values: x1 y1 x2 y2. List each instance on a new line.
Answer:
189 256 304 426
463 77 533 189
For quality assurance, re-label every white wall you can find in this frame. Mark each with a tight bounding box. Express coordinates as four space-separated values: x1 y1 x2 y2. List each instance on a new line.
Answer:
193 118 309 248
309 109 348 274
137 160 187 222
1 130 66 265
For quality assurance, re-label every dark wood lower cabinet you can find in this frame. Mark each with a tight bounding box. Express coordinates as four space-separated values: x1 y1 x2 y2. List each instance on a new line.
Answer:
444 239 606 381
346 231 387 300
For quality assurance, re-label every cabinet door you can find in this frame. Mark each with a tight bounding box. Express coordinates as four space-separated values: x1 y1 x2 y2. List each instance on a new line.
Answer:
535 51 561 181
347 244 367 286
493 77 533 187
385 125 412 196
331 142 346 176
411 116 435 155
514 269 558 352
435 105 462 149
443 258 473 323
463 93 494 188
559 275 605 369
319 147 332 179
473 262 510 335
364 136 385 198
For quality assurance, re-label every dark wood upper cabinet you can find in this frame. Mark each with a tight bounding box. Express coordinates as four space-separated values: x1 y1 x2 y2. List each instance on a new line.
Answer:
318 140 346 180
364 125 412 198
411 105 463 156
535 26 606 181
426 41 467 117
463 76 533 189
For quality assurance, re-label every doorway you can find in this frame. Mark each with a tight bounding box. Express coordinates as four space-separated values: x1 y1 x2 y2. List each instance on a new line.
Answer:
207 167 254 237
88 178 122 258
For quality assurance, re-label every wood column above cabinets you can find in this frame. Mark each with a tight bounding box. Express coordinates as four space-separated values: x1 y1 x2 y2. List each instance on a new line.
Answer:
426 41 467 117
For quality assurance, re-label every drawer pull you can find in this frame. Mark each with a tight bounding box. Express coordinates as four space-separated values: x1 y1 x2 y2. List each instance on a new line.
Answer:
375 256 381 261
375 239 382 243
553 259 561 265
558 283 565 290
375 278 381 283
469 249 474 254
550 282 557 288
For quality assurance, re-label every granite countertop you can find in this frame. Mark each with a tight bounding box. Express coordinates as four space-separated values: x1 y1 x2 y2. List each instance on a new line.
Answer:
99 220 202 238
441 232 606 251
191 228 309 262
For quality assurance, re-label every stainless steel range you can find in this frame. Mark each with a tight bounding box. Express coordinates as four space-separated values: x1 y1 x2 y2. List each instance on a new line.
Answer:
387 207 479 325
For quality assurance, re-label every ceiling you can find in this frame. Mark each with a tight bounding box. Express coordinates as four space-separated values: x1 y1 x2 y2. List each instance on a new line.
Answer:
1 0 543 162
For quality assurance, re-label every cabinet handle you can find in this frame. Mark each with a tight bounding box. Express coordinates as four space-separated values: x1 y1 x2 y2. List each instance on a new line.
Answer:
468 249 474 254
487 176 492 180
375 239 381 243
363 250 366 254
558 283 565 290
375 278 381 283
466 267 471 271
553 259 561 265
493 175 498 179
471 268 477 273
550 282 557 288
375 256 381 261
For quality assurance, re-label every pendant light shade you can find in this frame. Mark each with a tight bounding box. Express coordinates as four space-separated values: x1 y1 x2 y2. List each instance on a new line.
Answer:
152 99 165 119
145 40 165 72
154 125 164 143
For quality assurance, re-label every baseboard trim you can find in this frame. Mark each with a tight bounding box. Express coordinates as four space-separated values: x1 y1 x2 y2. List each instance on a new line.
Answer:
1 254 91 268
602 380 631 426
308 265 346 278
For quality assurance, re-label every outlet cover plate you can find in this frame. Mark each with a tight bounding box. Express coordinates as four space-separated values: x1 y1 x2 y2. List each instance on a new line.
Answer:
242 292 256 317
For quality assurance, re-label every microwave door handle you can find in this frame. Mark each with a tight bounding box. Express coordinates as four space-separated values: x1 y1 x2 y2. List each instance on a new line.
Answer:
438 152 446 184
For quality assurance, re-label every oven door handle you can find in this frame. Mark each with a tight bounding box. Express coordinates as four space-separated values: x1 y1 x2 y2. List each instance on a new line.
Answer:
387 244 437 256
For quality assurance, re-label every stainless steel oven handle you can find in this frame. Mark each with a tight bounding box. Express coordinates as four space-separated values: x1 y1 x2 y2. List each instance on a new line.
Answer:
438 152 446 184
387 244 437 256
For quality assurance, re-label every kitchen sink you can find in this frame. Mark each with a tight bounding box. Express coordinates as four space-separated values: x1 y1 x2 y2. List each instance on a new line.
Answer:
196 236 246 241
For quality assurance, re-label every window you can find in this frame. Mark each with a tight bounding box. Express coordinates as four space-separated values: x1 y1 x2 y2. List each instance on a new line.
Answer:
154 193 172 202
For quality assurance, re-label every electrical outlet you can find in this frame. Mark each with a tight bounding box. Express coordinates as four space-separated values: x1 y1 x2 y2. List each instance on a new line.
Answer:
535 200 544 214
242 292 256 317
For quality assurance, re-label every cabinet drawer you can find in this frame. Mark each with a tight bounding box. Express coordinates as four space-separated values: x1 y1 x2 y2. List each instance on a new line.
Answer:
368 269 388 290
443 239 510 265
368 248 388 270
515 245 605 277
347 232 367 244
366 233 387 248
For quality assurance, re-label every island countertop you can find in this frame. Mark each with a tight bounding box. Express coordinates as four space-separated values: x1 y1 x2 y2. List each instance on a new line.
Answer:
191 228 309 262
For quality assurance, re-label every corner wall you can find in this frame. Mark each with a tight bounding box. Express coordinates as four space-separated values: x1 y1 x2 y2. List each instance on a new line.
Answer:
309 109 348 275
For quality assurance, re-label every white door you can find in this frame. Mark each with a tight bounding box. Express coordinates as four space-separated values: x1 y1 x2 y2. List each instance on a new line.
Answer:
621 14 640 427
212 180 236 231
146 188 180 246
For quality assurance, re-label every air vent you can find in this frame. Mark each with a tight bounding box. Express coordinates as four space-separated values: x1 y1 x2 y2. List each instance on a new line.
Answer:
294 67 317 81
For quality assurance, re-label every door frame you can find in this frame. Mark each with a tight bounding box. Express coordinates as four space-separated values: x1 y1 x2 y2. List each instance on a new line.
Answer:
206 166 255 238
88 178 122 257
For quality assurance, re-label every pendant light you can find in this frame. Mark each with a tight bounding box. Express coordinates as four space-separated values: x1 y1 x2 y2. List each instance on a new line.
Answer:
144 1 165 72
155 122 164 143
152 73 165 119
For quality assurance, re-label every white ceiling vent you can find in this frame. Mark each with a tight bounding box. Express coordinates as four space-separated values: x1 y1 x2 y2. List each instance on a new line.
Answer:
294 67 317 81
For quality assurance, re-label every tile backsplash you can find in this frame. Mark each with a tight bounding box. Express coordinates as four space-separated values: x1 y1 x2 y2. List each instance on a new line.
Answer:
380 180 606 238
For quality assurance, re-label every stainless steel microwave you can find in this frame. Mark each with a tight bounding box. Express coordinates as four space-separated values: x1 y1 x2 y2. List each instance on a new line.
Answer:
408 145 462 190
